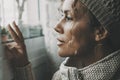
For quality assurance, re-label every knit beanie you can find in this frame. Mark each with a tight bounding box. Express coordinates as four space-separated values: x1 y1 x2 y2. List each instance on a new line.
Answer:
79 0 120 28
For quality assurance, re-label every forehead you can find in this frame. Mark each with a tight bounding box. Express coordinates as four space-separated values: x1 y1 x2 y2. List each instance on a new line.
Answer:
62 0 74 11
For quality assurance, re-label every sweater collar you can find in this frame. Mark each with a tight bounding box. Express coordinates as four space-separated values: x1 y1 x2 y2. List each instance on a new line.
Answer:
59 50 120 80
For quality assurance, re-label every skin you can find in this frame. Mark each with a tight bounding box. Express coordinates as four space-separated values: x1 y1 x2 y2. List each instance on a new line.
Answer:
5 21 29 67
54 0 110 68
5 0 112 68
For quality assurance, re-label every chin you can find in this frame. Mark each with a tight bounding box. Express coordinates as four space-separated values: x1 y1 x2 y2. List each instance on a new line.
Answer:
58 48 75 57
58 49 67 57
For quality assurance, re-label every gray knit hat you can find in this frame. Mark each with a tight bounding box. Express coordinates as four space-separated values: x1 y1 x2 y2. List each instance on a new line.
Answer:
79 0 120 28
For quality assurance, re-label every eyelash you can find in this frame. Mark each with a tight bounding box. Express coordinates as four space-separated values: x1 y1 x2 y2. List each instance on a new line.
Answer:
65 16 73 21
59 12 73 21
65 15 73 21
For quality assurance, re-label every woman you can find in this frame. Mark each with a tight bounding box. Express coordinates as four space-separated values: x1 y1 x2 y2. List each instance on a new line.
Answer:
6 0 120 80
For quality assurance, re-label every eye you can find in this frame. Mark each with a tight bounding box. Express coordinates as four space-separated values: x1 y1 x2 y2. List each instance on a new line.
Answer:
65 15 73 21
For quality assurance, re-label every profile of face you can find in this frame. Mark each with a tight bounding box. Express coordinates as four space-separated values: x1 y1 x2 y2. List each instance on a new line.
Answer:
54 0 96 57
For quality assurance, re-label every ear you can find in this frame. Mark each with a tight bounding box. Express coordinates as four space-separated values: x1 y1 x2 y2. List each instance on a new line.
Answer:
95 27 108 41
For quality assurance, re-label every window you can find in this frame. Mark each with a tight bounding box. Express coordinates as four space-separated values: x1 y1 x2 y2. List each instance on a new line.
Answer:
0 0 43 43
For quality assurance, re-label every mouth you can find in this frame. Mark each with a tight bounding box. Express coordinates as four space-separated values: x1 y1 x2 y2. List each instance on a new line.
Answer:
57 38 65 46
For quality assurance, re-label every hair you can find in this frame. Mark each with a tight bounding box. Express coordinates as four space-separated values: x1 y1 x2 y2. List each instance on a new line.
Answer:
71 0 120 51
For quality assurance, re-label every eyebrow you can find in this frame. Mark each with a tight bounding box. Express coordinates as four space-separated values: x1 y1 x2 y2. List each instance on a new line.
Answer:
63 8 71 13
64 10 69 14
58 8 68 15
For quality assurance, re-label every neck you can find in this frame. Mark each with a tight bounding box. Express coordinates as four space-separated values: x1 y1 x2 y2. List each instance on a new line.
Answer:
66 44 114 68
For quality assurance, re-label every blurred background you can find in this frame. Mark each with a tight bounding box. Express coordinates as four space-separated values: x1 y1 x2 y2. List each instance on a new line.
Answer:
0 0 65 80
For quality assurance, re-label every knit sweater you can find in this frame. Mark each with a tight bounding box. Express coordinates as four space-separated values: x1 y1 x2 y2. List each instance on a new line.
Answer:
52 50 120 80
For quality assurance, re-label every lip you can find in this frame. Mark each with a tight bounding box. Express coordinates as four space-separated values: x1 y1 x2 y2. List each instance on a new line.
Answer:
57 38 65 46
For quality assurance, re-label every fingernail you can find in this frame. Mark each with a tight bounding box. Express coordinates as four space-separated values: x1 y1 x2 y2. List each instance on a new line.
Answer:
13 21 15 25
7 24 10 28
7 24 11 30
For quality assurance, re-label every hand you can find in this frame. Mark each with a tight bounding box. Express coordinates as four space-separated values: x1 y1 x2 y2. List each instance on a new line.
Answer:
5 21 29 67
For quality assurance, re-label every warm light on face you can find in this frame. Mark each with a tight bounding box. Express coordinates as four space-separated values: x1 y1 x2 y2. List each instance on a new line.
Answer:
54 0 96 57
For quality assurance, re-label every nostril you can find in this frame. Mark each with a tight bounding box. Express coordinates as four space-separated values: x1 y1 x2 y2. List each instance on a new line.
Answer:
54 27 60 33
54 24 64 34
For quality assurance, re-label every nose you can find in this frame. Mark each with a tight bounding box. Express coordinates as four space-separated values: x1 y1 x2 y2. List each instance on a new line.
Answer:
54 22 64 34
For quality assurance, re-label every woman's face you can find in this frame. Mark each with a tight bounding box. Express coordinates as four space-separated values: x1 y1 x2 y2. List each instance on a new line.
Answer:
54 0 95 57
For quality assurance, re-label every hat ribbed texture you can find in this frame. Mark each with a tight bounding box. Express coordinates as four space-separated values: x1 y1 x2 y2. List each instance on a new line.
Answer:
80 0 120 28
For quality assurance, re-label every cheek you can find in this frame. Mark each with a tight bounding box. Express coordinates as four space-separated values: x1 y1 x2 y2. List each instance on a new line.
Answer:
71 25 95 55
57 22 94 57
57 30 78 57
58 36 84 57
74 34 96 57
64 22 74 31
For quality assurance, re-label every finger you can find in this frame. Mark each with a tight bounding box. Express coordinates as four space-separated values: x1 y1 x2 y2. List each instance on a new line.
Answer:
5 45 20 58
5 46 20 65
14 45 24 54
7 24 21 44
4 42 17 51
12 21 24 41
10 47 20 58
14 45 27 55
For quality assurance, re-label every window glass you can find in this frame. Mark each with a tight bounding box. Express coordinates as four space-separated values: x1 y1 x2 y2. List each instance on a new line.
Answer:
0 0 43 43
